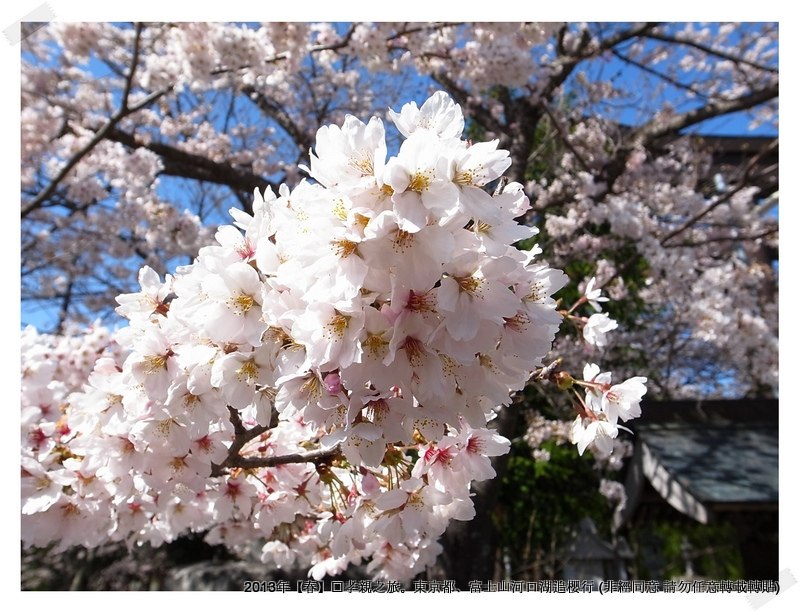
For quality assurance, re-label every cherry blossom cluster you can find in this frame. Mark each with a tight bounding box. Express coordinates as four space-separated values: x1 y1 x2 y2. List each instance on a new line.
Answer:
519 277 644 517
566 363 648 457
521 276 648 460
532 120 777 398
21 323 128 549
22 24 777 403
22 92 613 581
21 323 126 459
20 22 776 584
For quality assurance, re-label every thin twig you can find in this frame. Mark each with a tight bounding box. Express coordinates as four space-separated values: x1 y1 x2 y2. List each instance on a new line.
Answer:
644 30 778 75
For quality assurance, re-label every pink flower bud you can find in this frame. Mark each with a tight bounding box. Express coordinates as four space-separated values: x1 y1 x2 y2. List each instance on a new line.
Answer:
323 371 341 394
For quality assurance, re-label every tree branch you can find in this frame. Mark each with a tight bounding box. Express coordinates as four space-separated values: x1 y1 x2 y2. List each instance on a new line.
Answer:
22 24 172 219
210 23 360 76
103 126 278 196
223 445 342 472
538 101 593 173
643 30 778 75
241 85 313 161
210 405 339 477
430 71 505 138
660 138 778 246
629 83 779 149
610 47 709 99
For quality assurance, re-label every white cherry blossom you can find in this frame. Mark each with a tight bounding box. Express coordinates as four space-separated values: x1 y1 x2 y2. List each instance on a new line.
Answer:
19 90 644 582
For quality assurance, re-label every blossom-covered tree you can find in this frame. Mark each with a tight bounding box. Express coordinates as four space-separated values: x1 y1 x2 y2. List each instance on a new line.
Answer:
20 21 777 586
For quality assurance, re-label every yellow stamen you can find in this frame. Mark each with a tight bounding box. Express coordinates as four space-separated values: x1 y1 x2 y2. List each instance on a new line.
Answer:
300 376 322 400
455 275 482 295
347 151 374 176
409 170 432 193
333 239 358 258
526 281 545 302
393 230 414 253
403 337 425 368
230 292 255 314
364 333 387 357
142 354 166 375
325 314 349 341
332 199 348 220
236 359 258 383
